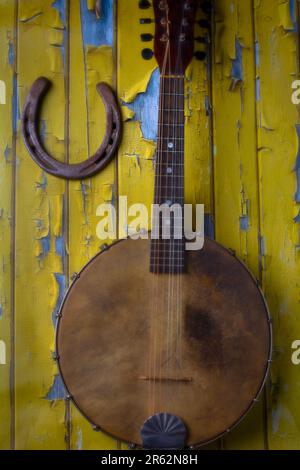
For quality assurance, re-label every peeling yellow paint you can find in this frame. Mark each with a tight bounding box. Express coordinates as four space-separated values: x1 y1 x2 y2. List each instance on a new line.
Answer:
0 0 15 450
278 1 294 31
122 67 157 103
255 0 300 450
213 0 265 449
14 0 67 450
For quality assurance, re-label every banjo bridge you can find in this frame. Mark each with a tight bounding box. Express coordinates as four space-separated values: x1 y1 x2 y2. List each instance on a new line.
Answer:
139 375 193 383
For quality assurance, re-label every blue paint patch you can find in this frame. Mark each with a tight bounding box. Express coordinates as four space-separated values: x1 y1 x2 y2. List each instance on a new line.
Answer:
12 75 20 134
80 0 113 47
0 304 3 318
124 68 160 141
294 210 300 223
255 41 260 67
255 41 261 101
231 39 243 82
52 0 66 25
55 236 66 259
204 214 215 239
240 215 249 231
39 235 51 260
4 145 11 163
295 124 300 203
289 0 298 32
8 42 14 66
52 273 66 325
45 374 67 400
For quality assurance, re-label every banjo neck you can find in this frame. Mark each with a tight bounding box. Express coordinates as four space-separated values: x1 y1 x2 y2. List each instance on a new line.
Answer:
149 0 198 275
150 75 185 274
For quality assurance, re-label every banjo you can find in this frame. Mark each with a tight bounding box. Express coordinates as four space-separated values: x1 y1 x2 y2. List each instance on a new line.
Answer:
56 0 272 449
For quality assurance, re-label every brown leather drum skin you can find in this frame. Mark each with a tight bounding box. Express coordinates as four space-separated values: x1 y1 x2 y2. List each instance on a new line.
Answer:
56 238 271 447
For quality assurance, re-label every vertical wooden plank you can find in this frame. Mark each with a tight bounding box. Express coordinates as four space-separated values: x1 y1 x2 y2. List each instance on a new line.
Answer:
15 0 67 449
0 0 15 450
255 0 300 450
212 0 266 449
117 0 215 450
68 0 118 450
117 2 213 241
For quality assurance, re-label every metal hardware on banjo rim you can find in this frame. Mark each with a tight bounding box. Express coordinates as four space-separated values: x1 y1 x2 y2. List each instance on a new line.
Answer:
21 77 121 179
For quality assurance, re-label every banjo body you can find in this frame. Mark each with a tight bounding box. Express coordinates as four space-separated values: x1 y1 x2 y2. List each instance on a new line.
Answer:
56 237 271 447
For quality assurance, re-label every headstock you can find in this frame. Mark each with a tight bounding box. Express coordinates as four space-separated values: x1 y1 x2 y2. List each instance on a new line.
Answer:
139 0 212 75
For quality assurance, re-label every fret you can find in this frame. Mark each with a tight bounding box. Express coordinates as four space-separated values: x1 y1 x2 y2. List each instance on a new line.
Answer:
150 265 185 269
154 199 184 203
150 246 185 250
154 171 184 175
160 92 184 96
151 239 184 242
151 248 184 252
157 150 183 154
150 269 185 274
158 108 185 112
152 210 183 216
161 137 184 140
151 254 184 258
153 195 184 201
156 163 184 166
161 123 184 127
152 185 184 189
151 243 185 248
150 266 185 269
154 177 184 181
151 246 185 250
150 262 185 266
150 255 185 259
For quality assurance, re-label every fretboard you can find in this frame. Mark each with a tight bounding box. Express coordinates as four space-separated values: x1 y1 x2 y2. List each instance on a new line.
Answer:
150 76 185 274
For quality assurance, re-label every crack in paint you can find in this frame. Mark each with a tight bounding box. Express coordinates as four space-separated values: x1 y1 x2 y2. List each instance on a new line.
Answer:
20 12 43 23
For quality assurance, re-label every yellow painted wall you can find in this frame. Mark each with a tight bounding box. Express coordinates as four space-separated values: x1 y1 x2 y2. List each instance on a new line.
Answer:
0 0 299 450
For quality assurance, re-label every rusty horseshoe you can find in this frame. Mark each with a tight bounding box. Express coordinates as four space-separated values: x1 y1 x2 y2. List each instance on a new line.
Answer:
21 77 122 180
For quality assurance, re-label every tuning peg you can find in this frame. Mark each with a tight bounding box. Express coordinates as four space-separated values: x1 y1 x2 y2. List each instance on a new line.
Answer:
139 0 151 8
140 33 154 41
198 19 210 29
201 1 212 14
194 51 207 61
140 18 154 24
141 48 154 60
194 36 206 44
